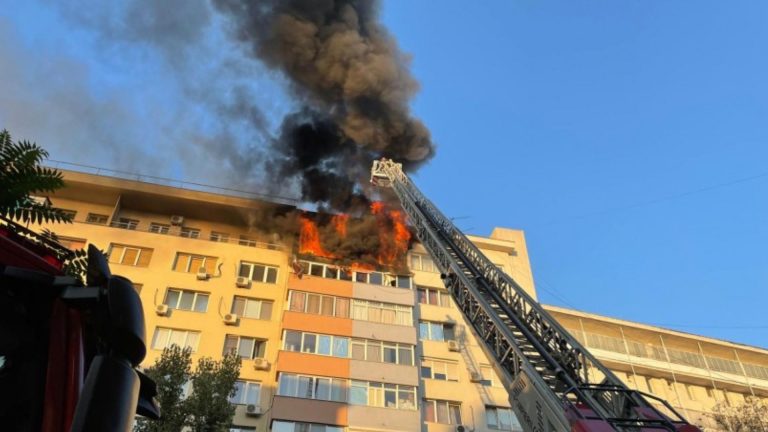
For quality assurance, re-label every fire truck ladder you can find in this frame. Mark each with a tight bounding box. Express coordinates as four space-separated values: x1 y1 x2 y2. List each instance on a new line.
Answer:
371 159 700 432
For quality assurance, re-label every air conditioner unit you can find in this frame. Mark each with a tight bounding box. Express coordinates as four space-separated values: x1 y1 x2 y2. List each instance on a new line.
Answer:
245 404 261 416
223 313 238 325
447 340 460 352
235 276 251 288
155 304 169 316
469 371 483 383
196 267 210 280
253 358 271 371
170 215 184 225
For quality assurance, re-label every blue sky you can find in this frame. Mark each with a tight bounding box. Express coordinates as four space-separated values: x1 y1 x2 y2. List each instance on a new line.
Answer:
1 1 766 346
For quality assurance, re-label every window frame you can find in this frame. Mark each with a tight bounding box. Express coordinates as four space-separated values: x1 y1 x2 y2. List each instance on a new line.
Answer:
111 217 139 230
108 244 153 267
149 222 170 234
486 406 516 430
417 287 450 307
85 213 109 225
173 252 218 273
277 373 347 403
223 335 267 360
231 296 273 320
210 231 230 243
350 299 413 326
229 380 262 406
180 227 201 239
424 399 462 424
421 358 459 381
419 321 455 341
287 291 350 318
239 261 279 284
283 330 350 358
410 252 438 273
151 327 200 352
164 288 209 313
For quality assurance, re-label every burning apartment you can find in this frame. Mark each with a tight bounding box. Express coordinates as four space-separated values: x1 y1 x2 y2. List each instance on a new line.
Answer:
37 168 768 431
17 1 768 430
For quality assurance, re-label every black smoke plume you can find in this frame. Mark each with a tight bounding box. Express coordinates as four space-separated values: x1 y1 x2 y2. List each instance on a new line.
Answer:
213 0 435 211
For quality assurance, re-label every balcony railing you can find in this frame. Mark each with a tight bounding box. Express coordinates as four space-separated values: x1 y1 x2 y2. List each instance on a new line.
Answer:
572 329 768 384
83 219 285 251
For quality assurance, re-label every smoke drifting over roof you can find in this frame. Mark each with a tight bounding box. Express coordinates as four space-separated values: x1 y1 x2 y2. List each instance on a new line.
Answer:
213 0 435 211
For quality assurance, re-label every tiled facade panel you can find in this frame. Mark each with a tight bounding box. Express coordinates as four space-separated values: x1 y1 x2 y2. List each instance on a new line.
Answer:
276 351 350 377
281 310 353 336
271 396 348 426
346 405 421 431
352 282 415 305
288 274 353 297
351 320 417 346
349 360 419 386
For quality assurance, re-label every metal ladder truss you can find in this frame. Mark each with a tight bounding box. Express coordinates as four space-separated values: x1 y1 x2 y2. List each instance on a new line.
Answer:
371 159 699 432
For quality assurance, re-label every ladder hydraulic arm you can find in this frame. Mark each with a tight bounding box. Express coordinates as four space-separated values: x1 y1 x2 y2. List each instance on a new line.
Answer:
371 159 701 432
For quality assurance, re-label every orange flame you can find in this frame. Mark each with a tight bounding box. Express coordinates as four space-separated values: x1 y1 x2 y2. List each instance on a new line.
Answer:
332 214 349 238
299 215 335 258
370 201 385 215
370 203 411 267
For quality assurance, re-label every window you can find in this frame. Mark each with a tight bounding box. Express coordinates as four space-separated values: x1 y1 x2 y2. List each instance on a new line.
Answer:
411 253 437 272
349 339 414 366
223 335 266 359
86 213 108 225
229 380 261 405
287 291 350 318
419 321 455 341
111 217 138 230
421 358 459 381
229 427 256 432
60 209 77 221
354 270 384 285
424 399 462 424
239 262 278 284
238 235 257 247
174 253 217 273
299 260 353 281
164 289 209 312
395 275 412 289
283 331 349 358
486 406 519 430
349 381 417 410
151 327 200 352
180 227 200 239
277 373 347 403
351 300 412 325
417 287 450 307
149 223 170 234
108 244 153 267
271 421 343 432
480 365 496 386
210 231 230 243
231 297 273 320
58 236 86 251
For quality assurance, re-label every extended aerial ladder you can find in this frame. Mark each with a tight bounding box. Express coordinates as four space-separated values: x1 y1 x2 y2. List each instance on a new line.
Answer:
371 159 701 432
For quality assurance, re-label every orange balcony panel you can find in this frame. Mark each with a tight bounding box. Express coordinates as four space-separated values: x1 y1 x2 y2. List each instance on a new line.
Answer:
288 274 353 297
276 350 350 377
282 311 353 336
272 396 348 426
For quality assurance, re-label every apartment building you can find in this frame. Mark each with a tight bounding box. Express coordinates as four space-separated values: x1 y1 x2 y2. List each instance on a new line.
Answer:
40 167 768 432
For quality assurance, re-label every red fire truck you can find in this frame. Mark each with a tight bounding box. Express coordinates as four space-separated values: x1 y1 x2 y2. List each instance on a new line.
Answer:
0 217 159 431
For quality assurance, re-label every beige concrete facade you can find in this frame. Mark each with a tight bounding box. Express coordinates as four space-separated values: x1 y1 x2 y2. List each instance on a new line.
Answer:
37 168 768 432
